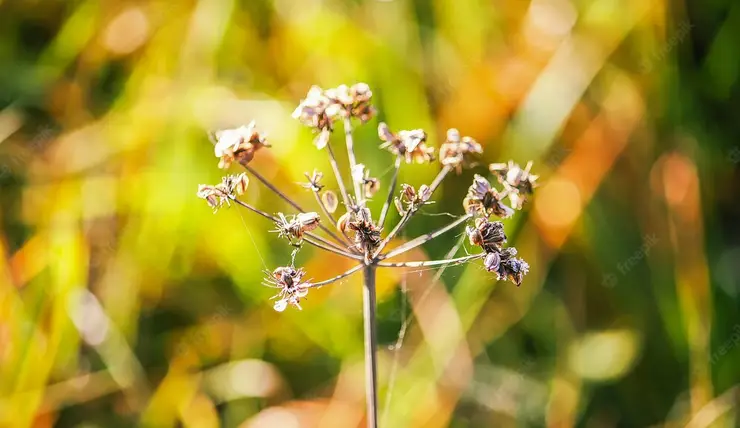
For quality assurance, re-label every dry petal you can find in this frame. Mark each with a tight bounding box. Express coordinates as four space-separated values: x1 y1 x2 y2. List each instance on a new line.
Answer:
322 191 339 213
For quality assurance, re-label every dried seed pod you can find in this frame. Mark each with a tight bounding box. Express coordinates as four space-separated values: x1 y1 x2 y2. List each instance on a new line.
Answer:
378 123 435 163
212 121 269 169
439 128 482 172
482 247 529 286
264 266 310 311
322 190 339 213
396 184 434 214
342 207 381 256
489 160 539 209
196 173 249 212
273 212 321 245
302 170 324 192
467 218 507 252
463 174 514 218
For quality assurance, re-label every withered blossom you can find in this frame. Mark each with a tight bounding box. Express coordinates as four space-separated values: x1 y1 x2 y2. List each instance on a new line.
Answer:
322 191 339 213
302 170 324 192
324 83 375 123
338 207 381 257
439 128 483 172
378 123 435 164
489 161 539 209
264 266 310 311
483 247 529 286
467 218 507 252
352 164 380 198
273 212 321 245
211 122 269 169
463 174 514 218
292 86 335 149
395 184 433 215
196 173 249 212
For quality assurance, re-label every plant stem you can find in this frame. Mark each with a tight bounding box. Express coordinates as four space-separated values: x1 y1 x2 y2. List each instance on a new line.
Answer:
305 263 364 288
375 253 484 268
230 197 362 261
243 164 347 245
326 142 352 210
379 213 472 260
378 156 402 228
343 117 363 205
429 165 452 193
312 190 354 247
362 265 379 428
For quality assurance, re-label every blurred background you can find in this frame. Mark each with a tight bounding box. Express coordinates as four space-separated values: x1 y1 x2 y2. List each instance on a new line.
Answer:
1 0 739 426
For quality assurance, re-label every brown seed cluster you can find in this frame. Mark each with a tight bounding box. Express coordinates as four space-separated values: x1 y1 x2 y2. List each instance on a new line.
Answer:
467 218 529 286
395 184 433 215
439 128 483 173
211 122 269 169
196 173 249 212
273 212 321 245
463 174 515 219
338 207 382 258
264 266 310 311
293 83 375 149
489 161 539 209
378 123 435 164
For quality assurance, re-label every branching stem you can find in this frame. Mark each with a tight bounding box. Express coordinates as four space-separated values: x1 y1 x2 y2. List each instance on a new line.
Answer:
375 253 484 268
378 155 402 228
305 263 364 288
379 213 472 260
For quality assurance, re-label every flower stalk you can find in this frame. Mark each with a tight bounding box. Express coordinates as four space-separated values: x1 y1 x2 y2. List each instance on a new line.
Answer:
197 83 538 428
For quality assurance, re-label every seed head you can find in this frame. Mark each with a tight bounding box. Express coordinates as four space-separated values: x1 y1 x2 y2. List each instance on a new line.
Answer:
483 247 529 286
439 128 483 173
463 174 514 218
395 184 433 215
302 170 324 192
338 206 381 257
264 266 310 311
352 164 381 198
273 212 321 245
489 161 539 209
211 121 269 169
196 173 249 212
324 83 376 123
378 123 435 164
467 218 507 252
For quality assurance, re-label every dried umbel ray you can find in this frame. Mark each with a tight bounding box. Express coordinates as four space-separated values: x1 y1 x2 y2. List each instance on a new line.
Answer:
195 82 539 428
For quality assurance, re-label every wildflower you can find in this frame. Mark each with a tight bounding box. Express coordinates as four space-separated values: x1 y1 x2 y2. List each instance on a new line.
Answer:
483 247 529 286
264 266 310 311
439 128 482 172
489 161 539 209
273 212 321 245
467 218 507 252
212 122 269 169
463 175 514 218
302 170 324 192
378 123 435 164
196 173 249 212
395 184 433 215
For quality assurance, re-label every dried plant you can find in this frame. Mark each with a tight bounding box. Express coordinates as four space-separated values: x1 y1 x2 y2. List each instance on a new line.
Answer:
196 83 538 427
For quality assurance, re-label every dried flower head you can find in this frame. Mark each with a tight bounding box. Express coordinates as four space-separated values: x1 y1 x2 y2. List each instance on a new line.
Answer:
395 184 433 215
324 83 375 123
302 170 324 192
264 266 310 311
196 173 249 212
463 174 514 218
338 206 381 257
293 86 335 149
467 218 507 252
352 164 380 198
273 212 321 245
439 128 483 172
483 247 529 286
489 161 539 209
378 123 435 164
212 122 269 169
